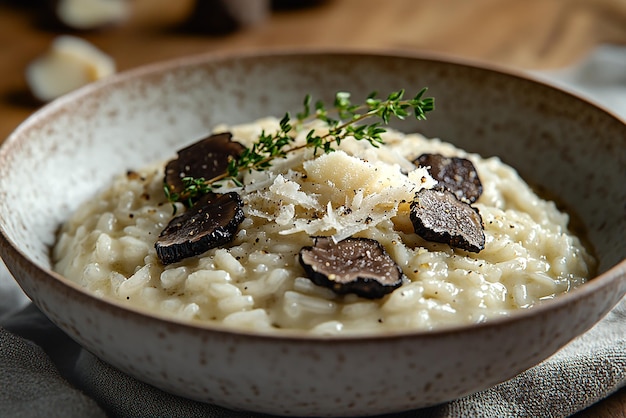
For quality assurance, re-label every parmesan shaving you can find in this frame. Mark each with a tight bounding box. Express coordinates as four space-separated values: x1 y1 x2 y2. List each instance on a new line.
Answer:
241 146 435 240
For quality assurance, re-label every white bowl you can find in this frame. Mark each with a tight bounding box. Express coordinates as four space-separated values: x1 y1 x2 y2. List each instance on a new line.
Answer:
1 50 624 416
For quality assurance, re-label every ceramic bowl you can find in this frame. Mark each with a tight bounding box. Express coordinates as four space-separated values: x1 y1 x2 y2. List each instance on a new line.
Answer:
0 50 624 417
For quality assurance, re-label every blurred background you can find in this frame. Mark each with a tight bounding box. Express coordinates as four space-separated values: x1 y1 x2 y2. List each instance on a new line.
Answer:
1 0 626 141
0 0 625 416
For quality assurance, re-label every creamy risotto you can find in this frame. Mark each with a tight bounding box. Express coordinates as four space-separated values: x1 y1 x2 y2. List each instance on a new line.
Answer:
52 118 595 334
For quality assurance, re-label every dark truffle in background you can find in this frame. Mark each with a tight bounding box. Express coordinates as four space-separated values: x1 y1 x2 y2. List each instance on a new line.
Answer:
181 0 270 34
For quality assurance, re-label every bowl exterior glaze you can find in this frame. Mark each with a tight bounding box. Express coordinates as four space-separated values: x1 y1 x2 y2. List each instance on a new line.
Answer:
1 51 625 416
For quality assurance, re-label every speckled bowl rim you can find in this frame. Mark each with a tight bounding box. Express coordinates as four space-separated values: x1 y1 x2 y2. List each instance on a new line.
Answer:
1 47 625 343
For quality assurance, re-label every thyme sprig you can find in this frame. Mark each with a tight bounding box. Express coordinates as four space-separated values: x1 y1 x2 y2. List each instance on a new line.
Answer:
168 88 434 203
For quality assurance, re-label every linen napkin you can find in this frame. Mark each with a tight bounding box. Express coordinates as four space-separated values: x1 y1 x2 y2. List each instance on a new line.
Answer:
1 45 625 417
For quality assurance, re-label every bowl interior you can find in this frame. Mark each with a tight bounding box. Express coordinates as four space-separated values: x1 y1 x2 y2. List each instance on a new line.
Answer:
0 50 625 311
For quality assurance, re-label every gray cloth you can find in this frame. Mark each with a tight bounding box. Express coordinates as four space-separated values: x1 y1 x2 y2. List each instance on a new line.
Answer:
1 45 625 417
0 309 106 418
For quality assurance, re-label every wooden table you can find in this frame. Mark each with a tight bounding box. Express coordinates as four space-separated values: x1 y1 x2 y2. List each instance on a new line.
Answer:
0 0 624 416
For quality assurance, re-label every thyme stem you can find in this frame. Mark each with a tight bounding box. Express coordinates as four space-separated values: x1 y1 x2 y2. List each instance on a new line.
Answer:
168 89 434 203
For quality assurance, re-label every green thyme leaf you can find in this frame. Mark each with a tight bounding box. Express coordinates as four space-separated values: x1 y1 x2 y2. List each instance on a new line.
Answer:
168 89 435 204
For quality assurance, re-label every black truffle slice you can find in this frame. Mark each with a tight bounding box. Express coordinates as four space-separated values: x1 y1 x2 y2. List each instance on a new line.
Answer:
413 153 482 203
299 237 404 299
410 188 485 253
155 192 244 265
164 132 245 199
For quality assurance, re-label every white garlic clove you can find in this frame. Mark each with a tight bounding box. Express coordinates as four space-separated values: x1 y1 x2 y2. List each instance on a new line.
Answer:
26 35 116 102
55 0 130 30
